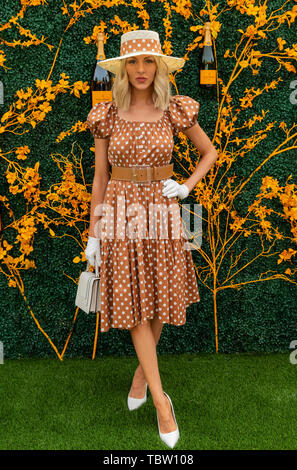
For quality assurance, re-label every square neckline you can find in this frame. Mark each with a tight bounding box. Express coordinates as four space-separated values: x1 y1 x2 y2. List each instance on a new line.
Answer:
114 103 166 124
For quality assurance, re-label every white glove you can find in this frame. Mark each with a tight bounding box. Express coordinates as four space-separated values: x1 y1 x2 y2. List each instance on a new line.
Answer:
162 179 189 200
84 236 101 267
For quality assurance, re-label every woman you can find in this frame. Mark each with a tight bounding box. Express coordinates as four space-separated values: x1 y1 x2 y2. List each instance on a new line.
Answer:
85 30 218 448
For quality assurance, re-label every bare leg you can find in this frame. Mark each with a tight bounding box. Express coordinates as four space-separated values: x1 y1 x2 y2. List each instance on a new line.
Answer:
129 320 177 434
129 315 163 398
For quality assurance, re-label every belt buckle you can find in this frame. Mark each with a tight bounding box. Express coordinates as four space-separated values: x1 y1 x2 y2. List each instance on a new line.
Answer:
131 167 142 182
131 166 154 183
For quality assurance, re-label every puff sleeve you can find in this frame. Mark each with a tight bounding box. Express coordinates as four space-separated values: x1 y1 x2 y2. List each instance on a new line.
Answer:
168 95 200 136
86 101 114 139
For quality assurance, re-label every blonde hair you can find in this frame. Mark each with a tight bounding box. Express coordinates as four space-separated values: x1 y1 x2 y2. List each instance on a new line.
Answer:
111 55 174 111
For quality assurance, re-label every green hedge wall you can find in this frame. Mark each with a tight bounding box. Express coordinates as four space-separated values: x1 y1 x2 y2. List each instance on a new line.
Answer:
0 0 297 359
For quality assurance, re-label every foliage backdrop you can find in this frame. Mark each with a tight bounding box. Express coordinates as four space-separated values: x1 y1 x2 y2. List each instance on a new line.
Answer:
0 0 297 359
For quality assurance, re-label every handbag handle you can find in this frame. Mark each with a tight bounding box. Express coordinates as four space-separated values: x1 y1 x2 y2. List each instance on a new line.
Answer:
86 260 100 277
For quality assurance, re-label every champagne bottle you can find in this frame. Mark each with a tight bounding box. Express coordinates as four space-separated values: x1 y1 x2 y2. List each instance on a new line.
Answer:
199 22 216 89
91 32 113 108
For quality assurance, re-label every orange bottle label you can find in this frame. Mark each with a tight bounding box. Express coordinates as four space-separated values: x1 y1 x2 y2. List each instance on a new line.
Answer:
92 90 113 107
200 69 216 85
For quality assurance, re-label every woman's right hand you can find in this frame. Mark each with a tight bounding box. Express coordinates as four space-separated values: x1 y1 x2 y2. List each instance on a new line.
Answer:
84 236 101 267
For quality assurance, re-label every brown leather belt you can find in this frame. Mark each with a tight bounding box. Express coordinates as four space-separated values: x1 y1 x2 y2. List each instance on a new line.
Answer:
111 163 174 182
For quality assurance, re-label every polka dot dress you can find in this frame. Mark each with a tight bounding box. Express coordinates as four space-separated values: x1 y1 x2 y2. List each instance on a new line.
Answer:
87 95 201 332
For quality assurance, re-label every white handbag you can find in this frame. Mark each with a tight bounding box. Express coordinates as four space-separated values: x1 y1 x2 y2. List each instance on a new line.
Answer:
75 261 101 314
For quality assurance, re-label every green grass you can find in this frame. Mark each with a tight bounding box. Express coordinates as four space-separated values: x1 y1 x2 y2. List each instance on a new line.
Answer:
0 353 296 450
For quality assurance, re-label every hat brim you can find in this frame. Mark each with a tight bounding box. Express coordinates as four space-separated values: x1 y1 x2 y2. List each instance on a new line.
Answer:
97 52 185 75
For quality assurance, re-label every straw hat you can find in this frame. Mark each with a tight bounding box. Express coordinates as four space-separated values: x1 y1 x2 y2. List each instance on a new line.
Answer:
97 30 185 75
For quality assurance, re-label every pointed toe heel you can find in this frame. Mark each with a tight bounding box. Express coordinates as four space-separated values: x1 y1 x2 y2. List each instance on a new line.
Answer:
127 383 148 411
156 391 180 449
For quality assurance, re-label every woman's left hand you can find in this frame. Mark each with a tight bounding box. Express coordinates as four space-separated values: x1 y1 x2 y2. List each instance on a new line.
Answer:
162 179 189 200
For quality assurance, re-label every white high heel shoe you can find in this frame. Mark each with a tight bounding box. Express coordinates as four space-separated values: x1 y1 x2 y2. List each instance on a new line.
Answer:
127 383 148 411
156 391 180 448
